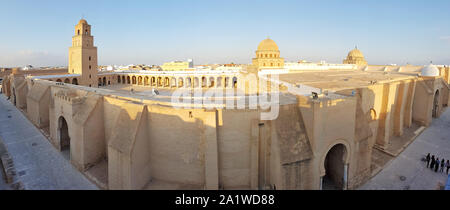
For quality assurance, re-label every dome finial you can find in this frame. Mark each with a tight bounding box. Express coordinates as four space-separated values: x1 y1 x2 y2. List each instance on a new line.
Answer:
355 45 358 49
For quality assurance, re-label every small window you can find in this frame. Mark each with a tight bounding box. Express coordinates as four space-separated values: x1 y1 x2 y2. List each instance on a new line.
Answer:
89 74 91 79
89 56 91 61
85 29 88 35
77 30 80 35
89 65 91 70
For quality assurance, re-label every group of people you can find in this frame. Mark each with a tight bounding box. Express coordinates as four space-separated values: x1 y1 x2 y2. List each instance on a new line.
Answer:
426 153 450 174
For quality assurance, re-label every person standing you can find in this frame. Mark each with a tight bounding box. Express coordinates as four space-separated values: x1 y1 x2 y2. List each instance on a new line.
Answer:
435 158 440 172
426 153 431 168
446 160 450 175
430 155 435 170
440 159 445 173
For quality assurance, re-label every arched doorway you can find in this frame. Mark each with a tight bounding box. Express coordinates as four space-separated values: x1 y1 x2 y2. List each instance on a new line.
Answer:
217 77 222 87
72 78 78 85
225 77 230 88
433 90 439 118
64 78 70 83
103 77 107 86
201 77 207 87
323 144 348 190
58 116 70 159
171 78 177 87
209 77 215 88
164 77 170 87
194 78 199 88
186 77 192 88
178 77 184 87
232 77 238 88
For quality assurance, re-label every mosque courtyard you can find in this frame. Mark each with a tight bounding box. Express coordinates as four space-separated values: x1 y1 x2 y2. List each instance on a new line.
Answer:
359 109 450 190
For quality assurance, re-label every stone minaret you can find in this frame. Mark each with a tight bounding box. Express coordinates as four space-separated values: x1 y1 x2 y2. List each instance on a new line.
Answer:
69 19 98 87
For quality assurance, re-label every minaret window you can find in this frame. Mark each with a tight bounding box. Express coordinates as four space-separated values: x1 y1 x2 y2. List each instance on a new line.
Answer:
85 29 88 35
89 56 91 61
89 65 91 70
77 30 80 35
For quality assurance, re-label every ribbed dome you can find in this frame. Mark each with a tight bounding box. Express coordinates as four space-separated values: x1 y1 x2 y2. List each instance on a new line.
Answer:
78 19 88 25
257 38 279 51
348 48 364 58
421 64 440 77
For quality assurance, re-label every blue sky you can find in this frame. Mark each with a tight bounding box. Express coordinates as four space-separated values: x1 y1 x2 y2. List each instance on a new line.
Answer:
0 0 449 67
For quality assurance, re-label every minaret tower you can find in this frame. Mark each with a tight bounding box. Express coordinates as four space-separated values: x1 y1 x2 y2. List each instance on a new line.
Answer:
69 19 98 87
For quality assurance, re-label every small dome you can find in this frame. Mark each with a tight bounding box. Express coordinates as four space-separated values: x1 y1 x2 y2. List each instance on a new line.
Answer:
257 38 279 51
78 19 88 25
421 64 440 77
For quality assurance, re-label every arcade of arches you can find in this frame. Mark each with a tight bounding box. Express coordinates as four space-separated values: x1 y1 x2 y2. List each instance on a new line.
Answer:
97 74 239 89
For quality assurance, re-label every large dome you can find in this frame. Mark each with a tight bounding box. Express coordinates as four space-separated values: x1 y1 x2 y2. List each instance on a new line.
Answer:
421 64 440 77
348 48 364 58
257 38 279 51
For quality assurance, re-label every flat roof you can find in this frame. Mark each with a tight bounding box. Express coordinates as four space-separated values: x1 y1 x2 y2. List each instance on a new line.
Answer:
277 70 418 91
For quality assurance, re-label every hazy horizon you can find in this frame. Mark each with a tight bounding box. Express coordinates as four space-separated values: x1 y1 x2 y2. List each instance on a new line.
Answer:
1 0 450 67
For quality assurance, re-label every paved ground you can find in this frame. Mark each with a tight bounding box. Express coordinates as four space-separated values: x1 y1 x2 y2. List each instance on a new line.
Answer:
359 109 450 190
0 95 98 190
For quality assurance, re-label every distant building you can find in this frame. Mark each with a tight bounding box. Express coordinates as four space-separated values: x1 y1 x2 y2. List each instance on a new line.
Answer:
216 63 243 71
161 59 194 71
22 65 37 71
284 61 357 71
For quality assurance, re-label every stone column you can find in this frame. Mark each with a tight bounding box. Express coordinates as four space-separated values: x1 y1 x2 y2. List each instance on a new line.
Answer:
343 164 348 190
319 176 323 190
